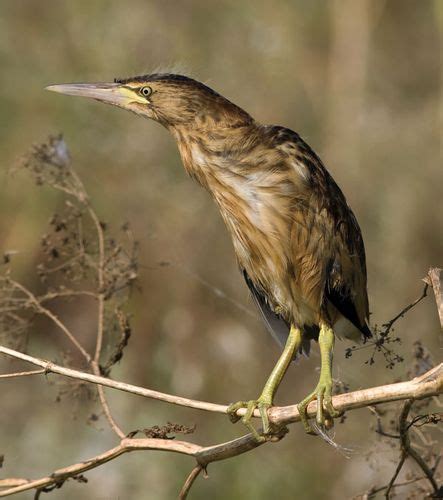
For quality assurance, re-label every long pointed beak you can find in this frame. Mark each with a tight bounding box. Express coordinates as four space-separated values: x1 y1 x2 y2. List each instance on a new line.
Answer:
45 82 144 107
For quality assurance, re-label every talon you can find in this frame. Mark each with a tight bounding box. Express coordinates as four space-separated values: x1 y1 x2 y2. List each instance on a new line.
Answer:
297 380 339 435
227 401 247 423
226 397 272 442
324 395 341 419
324 416 334 430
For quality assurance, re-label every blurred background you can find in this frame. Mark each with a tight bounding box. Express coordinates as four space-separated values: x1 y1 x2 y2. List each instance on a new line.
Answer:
0 0 442 498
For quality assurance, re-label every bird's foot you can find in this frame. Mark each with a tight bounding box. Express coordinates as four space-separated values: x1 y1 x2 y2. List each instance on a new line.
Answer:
297 377 341 435
227 395 273 443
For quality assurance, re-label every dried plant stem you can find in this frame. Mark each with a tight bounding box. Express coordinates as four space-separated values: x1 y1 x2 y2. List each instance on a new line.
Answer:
87 206 105 364
366 475 430 497
85 203 126 438
92 360 125 439
0 438 202 497
179 465 204 500
8 280 91 363
0 369 45 379
385 400 440 498
382 283 429 335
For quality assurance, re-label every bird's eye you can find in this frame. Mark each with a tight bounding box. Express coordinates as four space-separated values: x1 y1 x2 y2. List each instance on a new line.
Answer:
139 86 153 98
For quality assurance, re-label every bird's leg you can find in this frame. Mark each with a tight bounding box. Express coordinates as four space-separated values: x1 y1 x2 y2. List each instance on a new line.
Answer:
297 322 340 434
227 325 302 442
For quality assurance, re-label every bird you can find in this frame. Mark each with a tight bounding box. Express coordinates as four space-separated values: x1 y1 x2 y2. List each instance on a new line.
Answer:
46 74 371 441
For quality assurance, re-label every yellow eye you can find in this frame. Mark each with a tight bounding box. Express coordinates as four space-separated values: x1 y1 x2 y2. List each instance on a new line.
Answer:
139 86 153 98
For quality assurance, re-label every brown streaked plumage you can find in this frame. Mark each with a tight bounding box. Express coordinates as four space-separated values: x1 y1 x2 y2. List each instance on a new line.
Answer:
46 73 371 439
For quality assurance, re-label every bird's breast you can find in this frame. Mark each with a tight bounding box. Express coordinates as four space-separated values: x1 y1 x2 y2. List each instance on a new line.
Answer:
176 134 316 323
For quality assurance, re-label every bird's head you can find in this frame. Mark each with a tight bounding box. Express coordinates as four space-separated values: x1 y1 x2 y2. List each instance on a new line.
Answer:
46 73 252 130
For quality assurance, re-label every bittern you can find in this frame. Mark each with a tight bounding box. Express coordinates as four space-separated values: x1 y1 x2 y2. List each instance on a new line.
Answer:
46 74 371 441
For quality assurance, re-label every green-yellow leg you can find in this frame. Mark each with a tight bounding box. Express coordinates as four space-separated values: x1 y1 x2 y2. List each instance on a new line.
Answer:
227 325 302 442
297 322 340 434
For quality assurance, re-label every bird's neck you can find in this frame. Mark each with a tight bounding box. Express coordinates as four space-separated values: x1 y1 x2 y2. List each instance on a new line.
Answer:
171 122 261 188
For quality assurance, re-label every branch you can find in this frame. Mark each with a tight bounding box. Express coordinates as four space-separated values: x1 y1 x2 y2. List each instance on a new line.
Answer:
0 345 227 413
0 438 202 497
425 268 443 329
0 369 45 379
0 344 442 496
179 465 203 500
385 400 439 498
7 280 91 362
1 345 442 423
381 282 429 336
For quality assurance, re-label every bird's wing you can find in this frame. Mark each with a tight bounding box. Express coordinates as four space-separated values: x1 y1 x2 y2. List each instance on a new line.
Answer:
323 204 371 339
275 128 371 339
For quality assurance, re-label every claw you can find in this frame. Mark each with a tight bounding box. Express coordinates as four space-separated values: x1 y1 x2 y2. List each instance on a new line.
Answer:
297 380 341 434
226 401 247 424
227 397 272 442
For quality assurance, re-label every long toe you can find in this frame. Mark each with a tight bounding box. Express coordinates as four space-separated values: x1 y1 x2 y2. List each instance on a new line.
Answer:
297 392 317 434
298 382 340 435
227 398 272 442
227 400 249 423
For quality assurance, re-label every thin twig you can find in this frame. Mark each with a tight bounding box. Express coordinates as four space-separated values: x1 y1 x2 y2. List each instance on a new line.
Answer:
92 360 125 439
86 202 126 439
0 345 227 414
399 401 439 493
385 400 439 499
365 475 429 497
7 280 91 363
381 283 429 336
384 452 407 499
0 369 45 379
179 465 203 500
87 206 106 364
39 290 98 302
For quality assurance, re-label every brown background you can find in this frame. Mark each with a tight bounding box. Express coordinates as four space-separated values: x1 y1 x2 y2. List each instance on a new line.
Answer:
0 1 442 498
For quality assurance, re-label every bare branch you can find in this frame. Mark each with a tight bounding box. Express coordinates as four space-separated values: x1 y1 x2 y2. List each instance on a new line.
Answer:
398 401 439 493
179 465 204 500
0 438 202 497
426 268 443 330
1 345 441 422
94 375 125 439
385 400 440 498
382 282 429 336
1 358 440 498
6 280 91 363
0 345 227 413
88 206 106 364
0 369 45 379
